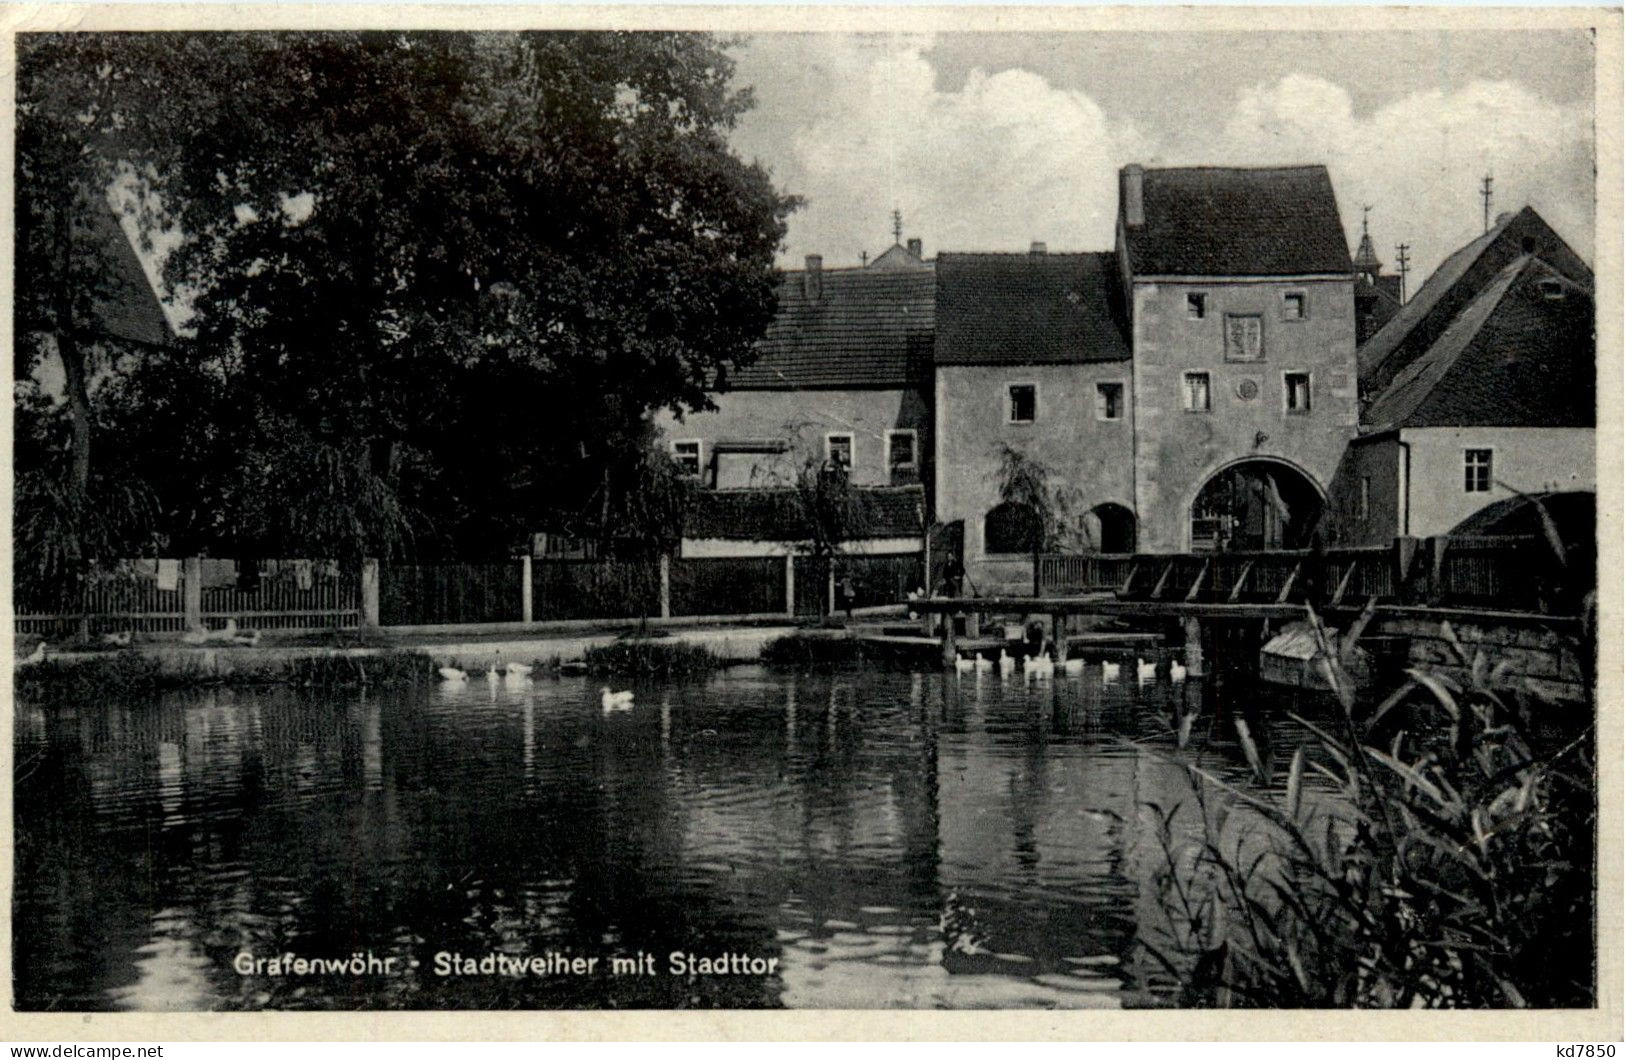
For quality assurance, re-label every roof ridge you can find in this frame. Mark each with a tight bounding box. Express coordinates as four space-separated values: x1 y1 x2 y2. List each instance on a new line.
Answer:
1141 163 1330 174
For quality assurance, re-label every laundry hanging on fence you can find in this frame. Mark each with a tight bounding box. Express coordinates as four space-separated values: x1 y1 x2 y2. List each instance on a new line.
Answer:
293 560 314 590
156 559 180 592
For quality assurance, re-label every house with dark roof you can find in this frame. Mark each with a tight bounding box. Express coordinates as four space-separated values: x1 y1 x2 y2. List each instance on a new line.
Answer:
1114 164 1361 553
1326 253 1595 545
932 247 1134 593
1356 206 1590 399
651 247 932 562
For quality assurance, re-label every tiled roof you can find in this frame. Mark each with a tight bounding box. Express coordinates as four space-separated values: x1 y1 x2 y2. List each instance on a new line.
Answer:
1120 165 1352 277
685 485 926 541
1357 206 1591 386
719 267 934 390
84 206 172 348
1363 256 1593 430
934 252 1130 365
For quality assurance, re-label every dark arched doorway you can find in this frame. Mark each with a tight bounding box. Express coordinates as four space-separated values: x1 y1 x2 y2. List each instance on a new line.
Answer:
1089 503 1137 553
984 502 1040 555
1191 460 1323 551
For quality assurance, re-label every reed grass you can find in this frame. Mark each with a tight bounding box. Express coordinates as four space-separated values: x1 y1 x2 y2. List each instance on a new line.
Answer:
582 639 717 678
1141 601 1595 1008
760 631 862 666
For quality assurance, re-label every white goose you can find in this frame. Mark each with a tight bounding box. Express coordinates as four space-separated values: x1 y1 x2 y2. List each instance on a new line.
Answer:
1170 659 1188 683
954 653 976 675
997 649 1015 676
1026 652 1055 680
505 660 534 680
1063 656 1085 676
601 687 635 711
1136 657 1157 685
438 665 468 682
18 640 47 667
974 652 993 673
1101 660 1121 683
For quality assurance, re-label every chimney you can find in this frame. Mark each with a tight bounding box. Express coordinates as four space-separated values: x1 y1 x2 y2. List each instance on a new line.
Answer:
804 254 823 300
1029 241 1047 255
1121 164 1145 229
906 237 923 259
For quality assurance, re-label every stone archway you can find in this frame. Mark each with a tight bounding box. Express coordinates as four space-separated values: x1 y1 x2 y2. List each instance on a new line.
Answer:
1190 459 1324 551
1088 503 1137 553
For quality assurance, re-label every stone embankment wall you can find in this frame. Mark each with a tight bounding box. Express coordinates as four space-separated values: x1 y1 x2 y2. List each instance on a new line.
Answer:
1375 614 1588 704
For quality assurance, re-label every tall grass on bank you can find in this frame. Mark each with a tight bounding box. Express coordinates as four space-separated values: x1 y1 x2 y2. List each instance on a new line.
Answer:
1142 603 1595 1008
15 649 436 697
583 639 717 678
760 631 862 667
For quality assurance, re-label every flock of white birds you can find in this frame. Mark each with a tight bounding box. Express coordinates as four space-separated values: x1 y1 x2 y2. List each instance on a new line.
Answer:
955 648 1186 686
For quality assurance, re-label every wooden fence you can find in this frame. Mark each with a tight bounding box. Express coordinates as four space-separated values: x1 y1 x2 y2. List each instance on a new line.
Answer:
670 557 785 617
379 562 522 626
16 558 360 637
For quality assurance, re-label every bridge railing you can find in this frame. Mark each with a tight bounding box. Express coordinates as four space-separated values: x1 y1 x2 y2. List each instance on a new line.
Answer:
1034 534 1582 614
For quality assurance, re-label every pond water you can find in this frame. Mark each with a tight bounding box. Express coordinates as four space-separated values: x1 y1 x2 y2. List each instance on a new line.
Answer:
14 658 1343 1010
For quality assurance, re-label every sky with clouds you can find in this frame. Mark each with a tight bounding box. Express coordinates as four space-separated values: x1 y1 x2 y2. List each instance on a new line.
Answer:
726 31 1595 286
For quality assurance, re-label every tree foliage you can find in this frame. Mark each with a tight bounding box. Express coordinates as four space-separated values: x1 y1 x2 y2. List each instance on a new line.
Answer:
15 31 795 569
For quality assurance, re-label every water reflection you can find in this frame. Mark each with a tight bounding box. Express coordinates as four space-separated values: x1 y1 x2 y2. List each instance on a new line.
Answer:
14 661 1339 1010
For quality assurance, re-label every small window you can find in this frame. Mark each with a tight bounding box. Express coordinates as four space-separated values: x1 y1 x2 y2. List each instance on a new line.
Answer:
887 429 917 471
1224 314 1264 362
1095 382 1124 421
1285 372 1312 414
825 433 853 468
1358 476 1370 520
1182 372 1211 413
1464 449 1492 493
1186 293 1208 319
1282 291 1308 320
1008 383 1037 424
672 440 701 478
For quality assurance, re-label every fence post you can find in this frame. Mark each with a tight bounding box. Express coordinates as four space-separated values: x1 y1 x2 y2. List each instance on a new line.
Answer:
1393 536 1420 601
1427 536 1449 604
784 553 795 617
183 557 202 630
360 558 381 628
520 555 533 624
659 555 672 619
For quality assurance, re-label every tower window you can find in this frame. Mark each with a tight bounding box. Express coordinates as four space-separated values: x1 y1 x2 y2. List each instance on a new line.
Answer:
1187 293 1208 319
1008 383 1037 423
1183 372 1211 413
1095 382 1124 421
1285 372 1312 414
1282 291 1308 320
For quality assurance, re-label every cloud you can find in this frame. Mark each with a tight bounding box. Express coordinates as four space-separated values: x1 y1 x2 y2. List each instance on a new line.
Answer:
1155 73 1591 282
732 35 1151 265
732 41 1593 286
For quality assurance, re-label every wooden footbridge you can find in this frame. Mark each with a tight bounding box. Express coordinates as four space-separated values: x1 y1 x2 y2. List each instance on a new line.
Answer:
909 535 1585 673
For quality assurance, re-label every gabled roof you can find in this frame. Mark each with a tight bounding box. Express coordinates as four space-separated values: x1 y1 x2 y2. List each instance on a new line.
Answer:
1120 165 1353 277
84 205 172 348
1357 206 1590 388
934 252 1130 366
869 242 928 270
719 267 934 390
1363 256 1593 431
684 485 926 541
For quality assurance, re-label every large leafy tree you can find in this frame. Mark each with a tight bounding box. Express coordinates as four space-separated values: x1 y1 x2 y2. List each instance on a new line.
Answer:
154 30 794 557
17 31 795 565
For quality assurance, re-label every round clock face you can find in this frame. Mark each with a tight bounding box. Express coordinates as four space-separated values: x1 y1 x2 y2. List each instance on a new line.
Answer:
1236 378 1260 401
